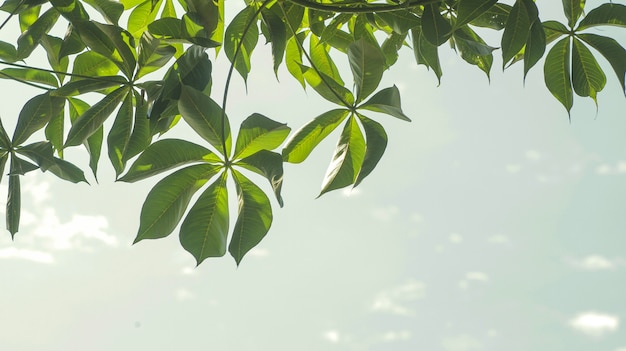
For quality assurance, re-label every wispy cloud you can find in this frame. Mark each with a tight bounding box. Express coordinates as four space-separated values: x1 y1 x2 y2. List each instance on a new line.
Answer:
595 161 626 175
175 288 195 301
371 279 425 316
487 235 510 245
525 150 543 161
322 330 341 343
32 208 116 250
0 247 54 264
568 255 621 271
449 233 463 244
380 330 411 342
459 272 489 290
441 334 483 351
569 311 619 337
370 206 399 222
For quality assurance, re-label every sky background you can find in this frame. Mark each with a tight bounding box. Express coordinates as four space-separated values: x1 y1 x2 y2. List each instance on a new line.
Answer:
1 1 626 350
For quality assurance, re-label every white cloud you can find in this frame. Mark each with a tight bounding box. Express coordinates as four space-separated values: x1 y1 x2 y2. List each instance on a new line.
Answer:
322 330 341 343
380 330 411 342
371 206 399 222
371 279 425 316
487 235 510 245
175 288 195 301
505 164 521 174
341 187 361 197
595 161 626 175
525 150 543 161
466 272 489 282
441 334 483 351
181 267 195 275
22 177 51 204
569 255 619 271
449 233 463 244
569 312 619 337
32 208 116 250
247 247 270 258
0 247 54 264
410 212 424 223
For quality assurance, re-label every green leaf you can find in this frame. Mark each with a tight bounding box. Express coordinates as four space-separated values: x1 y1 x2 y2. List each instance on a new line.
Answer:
234 113 290 160
134 163 220 243
237 150 285 207
16 7 60 60
6 162 20 237
0 40 17 62
501 0 537 67
319 115 366 196
16 142 87 183
578 33 626 95
453 26 495 78
455 0 498 29
261 8 287 76
37 35 70 82
148 17 183 38
51 76 126 96
523 20 546 79
301 65 355 107
9 154 39 175
354 114 387 187
543 20 568 45
229 169 273 266
49 0 90 22
375 10 420 34
469 3 512 30
120 138 219 183
18 4 40 32
45 104 64 157
12 92 65 145
0 152 7 184
68 97 102 178
562 0 585 28
65 86 129 147
181 13 221 48
74 21 137 78
128 0 159 38
0 119 12 149
381 32 406 67
577 3 626 30
224 6 259 83
544 37 573 114
411 27 442 84
123 91 152 161
285 31 307 88
421 3 452 46
70 51 119 81
107 91 133 177
571 37 606 102
358 85 411 121
136 33 176 79
177 84 231 157
282 109 350 163
348 39 385 103
0 68 58 87
179 171 229 265
83 0 124 25
59 24 85 58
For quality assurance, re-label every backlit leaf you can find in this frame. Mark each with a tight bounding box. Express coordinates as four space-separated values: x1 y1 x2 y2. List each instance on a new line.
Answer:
12 92 65 145
348 39 385 103
359 85 411 121
456 0 498 29
577 3 626 30
544 37 573 114
234 113 290 160
578 33 626 94
571 37 606 102
354 114 387 187
237 150 285 207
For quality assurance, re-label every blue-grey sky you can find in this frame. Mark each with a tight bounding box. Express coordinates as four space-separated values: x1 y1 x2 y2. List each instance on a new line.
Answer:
1 2 626 350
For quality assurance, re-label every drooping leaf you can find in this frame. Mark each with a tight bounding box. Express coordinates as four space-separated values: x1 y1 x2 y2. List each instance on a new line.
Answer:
375 10 420 34
12 92 65 145
177 84 231 157
107 91 133 176
523 20 546 79
411 27 442 84
577 3 626 30
180 171 229 265
452 26 495 78
51 76 126 97
578 33 626 94
455 0 498 29
358 85 411 121
49 0 90 22
543 37 573 114
123 91 152 161
6 161 20 237
421 3 452 46
224 5 259 83
0 152 7 184
470 3 512 30
8 154 38 175
0 119 12 149
0 68 59 87
65 86 129 147
319 115 366 196
16 142 87 183
45 104 64 156
301 65 355 107
237 150 285 207
282 109 350 163
354 114 387 187
348 39 385 103
233 113 290 160
261 7 286 75
571 37 606 102
0 40 17 62
120 138 219 183
502 0 539 68
229 169 272 266
134 163 220 243
68 97 102 178
562 0 585 28
285 31 307 88
74 21 137 78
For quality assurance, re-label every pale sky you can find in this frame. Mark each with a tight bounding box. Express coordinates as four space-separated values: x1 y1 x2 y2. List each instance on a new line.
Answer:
1 2 626 350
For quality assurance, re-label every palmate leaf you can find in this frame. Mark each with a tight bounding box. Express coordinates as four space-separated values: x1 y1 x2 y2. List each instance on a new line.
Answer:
233 113 290 160
421 3 452 46
455 0 498 29
562 0 585 28
261 7 287 76
16 7 60 60
180 171 229 265
283 109 350 163
348 39 385 104
229 169 272 266
136 33 176 79
502 0 538 67
70 51 119 81
0 68 59 88
134 163 220 243
452 26 496 78
300 65 355 107
319 115 366 196
9 154 38 176
544 37 573 114
354 114 387 187
12 92 65 146
65 86 129 147
470 3 511 30
177 84 231 157
237 150 285 207
128 0 160 38
411 27 442 84
577 3 626 30
120 138 220 183
16 142 87 183
358 85 411 121
578 33 626 95
74 21 137 78
224 5 259 83
309 34 344 86
571 37 606 103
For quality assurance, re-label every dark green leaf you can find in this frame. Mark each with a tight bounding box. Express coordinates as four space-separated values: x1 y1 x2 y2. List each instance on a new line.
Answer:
123 90 152 161
51 76 126 96
523 20 546 79
381 32 406 67
0 40 17 62
0 119 12 149
501 0 537 67
107 91 133 176
83 0 124 24
180 171 229 265
68 97 102 178
453 26 495 78
319 115 366 196
237 150 285 207
282 109 350 163
359 85 411 121
543 20 568 45
44 108 64 156
411 27 442 84
16 142 87 183
456 0 498 28
470 3 512 30
578 33 626 95
543 37 573 114
348 39 385 103
229 169 272 266
136 33 176 79
12 92 65 145
354 114 387 187
74 21 137 78
134 163 220 243
6 168 20 237
261 8 287 76
421 3 452 46
375 10 420 34
120 138 219 183
562 0 585 28
224 6 259 83
9 153 38 175
50 0 90 22
234 113 290 160
0 152 7 184
148 17 183 37
571 37 606 102
577 3 626 30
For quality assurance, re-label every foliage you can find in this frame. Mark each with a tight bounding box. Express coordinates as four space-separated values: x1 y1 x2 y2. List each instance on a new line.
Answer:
0 0 623 265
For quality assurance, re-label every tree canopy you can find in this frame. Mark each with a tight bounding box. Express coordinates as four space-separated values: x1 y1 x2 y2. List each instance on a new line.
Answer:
0 0 624 265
